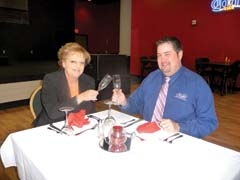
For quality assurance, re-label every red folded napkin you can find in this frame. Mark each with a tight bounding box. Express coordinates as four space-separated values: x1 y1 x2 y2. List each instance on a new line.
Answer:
68 109 90 128
136 121 160 133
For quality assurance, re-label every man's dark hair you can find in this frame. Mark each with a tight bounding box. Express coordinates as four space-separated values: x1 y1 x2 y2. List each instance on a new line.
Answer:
156 36 182 53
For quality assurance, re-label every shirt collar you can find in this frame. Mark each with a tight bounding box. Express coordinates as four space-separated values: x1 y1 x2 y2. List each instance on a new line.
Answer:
166 66 183 84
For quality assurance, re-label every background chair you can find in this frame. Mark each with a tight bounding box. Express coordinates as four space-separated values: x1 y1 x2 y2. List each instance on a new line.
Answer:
140 56 158 81
225 60 240 93
195 57 211 84
29 85 42 119
212 60 240 95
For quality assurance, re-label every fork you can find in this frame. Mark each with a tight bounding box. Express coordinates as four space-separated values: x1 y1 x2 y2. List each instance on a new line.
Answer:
120 119 136 125
168 134 183 143
87 114 102 122
162 133 180 142
47 127 61 134
75 124 98 136
49 124 67 135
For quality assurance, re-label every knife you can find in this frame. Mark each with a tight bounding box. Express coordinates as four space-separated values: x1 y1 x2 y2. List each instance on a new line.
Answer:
87 114 102 122
168 134 183 143
49 124 67 135
47 127 61 134
162 133 180 142
123 119 143 128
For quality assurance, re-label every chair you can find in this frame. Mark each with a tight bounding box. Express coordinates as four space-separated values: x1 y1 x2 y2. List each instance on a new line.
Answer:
225 60 240 93
29 85 42 119
214 60 240 95
140 56 158 81
195 57 211 84
195 57 210 72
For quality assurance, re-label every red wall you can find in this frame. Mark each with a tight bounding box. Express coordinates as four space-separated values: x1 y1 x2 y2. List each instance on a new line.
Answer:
75 1 120 54
131 0 240 75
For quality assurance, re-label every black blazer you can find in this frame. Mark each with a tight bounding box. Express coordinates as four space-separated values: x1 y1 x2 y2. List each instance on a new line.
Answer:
33 69 96 127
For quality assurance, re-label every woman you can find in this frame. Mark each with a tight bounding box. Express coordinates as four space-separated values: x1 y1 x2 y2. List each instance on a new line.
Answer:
33 42 99 127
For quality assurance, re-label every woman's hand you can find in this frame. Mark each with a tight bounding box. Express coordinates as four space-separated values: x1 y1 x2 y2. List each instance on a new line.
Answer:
77 90 99 103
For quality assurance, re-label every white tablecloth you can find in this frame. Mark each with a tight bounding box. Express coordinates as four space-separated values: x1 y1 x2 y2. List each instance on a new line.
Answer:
1 109 240 180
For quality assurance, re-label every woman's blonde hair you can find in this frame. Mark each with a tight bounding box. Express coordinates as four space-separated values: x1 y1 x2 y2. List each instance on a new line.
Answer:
57 42 91 67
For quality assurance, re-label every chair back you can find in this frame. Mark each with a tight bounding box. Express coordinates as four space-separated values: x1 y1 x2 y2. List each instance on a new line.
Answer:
225 60 240 93
29 85 42 119
195 57 210 72
230 60 240 77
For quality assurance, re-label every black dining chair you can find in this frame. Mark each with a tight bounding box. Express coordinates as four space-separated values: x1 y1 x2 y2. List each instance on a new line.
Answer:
195 57 211 84
225 60 240 93
140 56 158 81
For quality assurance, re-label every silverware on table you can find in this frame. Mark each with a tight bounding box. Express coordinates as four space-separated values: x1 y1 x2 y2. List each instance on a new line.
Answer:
120 119 136 125
127 132 145 141
47 127 61 134
75 124 98 136
162 133 180 142
87 114 102 122
123 119 144 128
49 124 67 135
168 134 183 143
49 123 62 131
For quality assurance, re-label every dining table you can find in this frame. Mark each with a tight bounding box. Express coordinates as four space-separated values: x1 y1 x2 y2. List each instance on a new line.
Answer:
1 109 240 180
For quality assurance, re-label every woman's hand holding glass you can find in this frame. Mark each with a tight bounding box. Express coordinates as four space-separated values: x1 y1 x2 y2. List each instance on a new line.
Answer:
98 74 112 91
77 90 99 104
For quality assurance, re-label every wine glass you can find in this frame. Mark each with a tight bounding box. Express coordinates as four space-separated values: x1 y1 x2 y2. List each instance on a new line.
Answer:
102 100 116 143
112 74 121 105
112 74 121 89
98 74 112 91
59 106 74 135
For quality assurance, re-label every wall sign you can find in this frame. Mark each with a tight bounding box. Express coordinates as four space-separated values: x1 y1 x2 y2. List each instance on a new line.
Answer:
211 0 240 12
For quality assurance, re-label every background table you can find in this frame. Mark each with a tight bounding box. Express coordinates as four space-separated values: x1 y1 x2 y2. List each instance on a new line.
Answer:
1 110 240 180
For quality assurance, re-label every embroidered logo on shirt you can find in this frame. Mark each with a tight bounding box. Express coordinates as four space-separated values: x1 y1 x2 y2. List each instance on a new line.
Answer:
175 93 188 101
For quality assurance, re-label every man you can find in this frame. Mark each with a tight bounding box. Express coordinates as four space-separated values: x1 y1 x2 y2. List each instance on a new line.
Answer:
112 36 218 138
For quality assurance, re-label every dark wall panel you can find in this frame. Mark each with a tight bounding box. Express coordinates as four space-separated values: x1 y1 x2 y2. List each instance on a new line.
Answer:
0 0 75 64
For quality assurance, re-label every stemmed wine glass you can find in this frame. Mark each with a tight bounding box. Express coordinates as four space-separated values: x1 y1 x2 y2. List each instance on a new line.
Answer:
59 106 74 135
98 74 122 142
112 74 121 89
98 74 112 91
102 100 116 143
101 74 122 141
96 73 114 139
112 74 121 105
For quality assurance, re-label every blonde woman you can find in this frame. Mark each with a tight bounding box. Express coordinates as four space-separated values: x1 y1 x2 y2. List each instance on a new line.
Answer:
33 42 98 127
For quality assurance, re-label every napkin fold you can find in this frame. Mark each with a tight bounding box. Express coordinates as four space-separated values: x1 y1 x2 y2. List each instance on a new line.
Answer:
68 109 90 128
136 121 160 133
